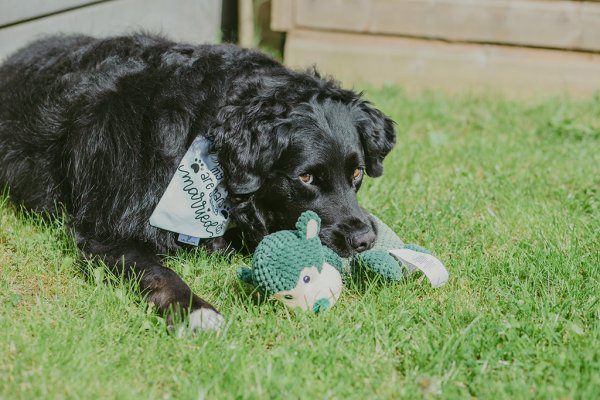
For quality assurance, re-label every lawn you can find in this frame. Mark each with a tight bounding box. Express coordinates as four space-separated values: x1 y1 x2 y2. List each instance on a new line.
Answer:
1 87 598 399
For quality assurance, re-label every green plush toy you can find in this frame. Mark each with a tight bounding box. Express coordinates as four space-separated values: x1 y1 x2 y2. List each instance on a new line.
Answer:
238 211 448 313
237 211 344 313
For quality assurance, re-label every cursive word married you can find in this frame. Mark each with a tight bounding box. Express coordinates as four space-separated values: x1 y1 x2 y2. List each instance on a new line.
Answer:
177 164 222 236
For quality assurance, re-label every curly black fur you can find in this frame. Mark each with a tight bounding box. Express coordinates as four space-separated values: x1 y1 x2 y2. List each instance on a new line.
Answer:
0 34 395 321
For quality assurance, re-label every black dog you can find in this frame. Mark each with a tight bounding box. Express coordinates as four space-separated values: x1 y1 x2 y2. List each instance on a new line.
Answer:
0 34 395 332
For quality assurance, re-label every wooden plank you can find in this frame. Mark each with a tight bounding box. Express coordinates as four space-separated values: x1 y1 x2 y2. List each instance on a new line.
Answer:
284 29 600 98
239 0 254 47
293 0 600 52
271 0 294 32
0 0 99 27
0 0 221 61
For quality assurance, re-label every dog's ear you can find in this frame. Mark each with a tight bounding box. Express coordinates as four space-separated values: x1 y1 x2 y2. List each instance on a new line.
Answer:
353 100 396 177
212 100 289 195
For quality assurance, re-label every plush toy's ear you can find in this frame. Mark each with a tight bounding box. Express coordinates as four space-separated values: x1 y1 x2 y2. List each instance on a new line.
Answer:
295 211 321 240
306 219 318 240
353 99 396 177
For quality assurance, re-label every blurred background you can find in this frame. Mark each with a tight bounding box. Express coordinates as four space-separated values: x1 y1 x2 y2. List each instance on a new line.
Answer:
1 0 599 98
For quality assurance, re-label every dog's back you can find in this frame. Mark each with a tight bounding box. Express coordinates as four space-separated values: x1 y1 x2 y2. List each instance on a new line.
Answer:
0 34 248 242
1 35 151 210
0 35 92 211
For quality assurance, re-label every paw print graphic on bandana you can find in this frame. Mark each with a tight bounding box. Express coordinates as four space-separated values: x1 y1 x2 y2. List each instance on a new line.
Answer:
190 158 204 173
220 205 230 219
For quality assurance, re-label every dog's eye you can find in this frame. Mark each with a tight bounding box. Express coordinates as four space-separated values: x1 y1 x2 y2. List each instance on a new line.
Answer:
352 168 363 182
284 294 294 300
299 174 313 184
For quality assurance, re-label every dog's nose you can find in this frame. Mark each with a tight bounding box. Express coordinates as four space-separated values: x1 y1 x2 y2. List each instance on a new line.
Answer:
349 229 376 253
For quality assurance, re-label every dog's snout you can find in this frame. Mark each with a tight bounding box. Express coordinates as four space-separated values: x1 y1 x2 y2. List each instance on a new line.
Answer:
349 229 376 253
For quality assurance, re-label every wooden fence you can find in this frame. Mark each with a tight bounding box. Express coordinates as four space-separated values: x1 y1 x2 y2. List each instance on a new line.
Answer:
272 0 600 97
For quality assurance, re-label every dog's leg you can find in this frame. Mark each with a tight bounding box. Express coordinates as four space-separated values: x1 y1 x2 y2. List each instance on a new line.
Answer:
76 233 224 334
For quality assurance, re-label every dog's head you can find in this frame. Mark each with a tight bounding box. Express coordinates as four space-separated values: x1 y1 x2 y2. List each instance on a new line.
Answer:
213 72 395 257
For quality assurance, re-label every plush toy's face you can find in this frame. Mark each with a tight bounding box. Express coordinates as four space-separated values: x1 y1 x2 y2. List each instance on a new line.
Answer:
272 262 342 313
246 211 344 313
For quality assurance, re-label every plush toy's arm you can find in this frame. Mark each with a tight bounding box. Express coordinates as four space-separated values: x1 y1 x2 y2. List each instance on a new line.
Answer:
343 214 438 283
350 249 403 282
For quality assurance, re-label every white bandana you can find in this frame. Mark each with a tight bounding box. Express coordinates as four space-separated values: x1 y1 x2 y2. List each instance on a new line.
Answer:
149 136 230 245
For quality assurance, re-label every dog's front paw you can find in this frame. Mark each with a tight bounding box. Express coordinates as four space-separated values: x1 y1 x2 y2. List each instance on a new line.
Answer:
176 307 225 338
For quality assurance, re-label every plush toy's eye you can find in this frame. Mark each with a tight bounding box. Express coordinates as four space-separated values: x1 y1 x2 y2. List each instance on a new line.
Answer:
352 168 363 182
299 174 313 184
303 275 310 283
284 294 294 300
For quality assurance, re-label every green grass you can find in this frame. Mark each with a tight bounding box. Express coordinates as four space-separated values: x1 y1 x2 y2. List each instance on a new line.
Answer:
1 88 599 399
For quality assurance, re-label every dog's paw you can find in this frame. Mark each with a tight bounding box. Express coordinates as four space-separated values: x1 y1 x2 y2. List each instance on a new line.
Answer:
176 308 225 338
189 308 225 331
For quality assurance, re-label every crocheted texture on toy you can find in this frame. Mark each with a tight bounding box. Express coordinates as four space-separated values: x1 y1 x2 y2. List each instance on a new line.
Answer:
237 211 343 312
350 249 403 281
